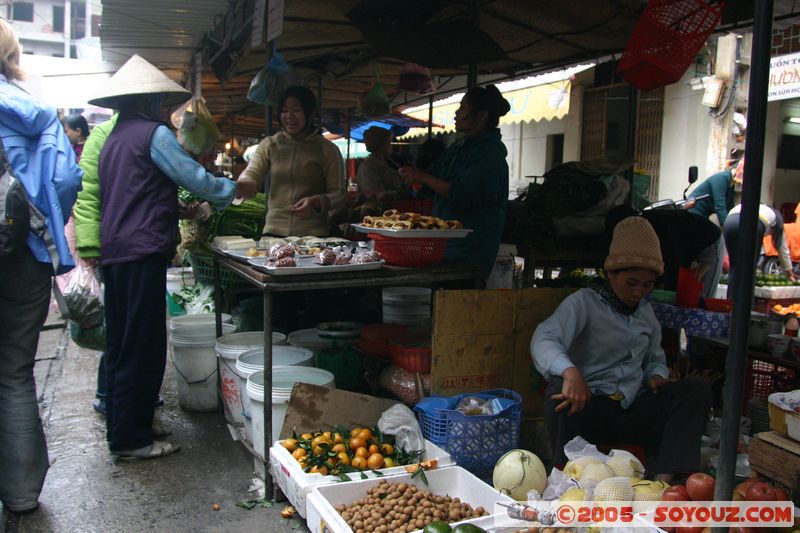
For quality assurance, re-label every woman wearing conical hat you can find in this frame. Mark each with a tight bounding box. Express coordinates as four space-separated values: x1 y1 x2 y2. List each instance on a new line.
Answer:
85 55 254 459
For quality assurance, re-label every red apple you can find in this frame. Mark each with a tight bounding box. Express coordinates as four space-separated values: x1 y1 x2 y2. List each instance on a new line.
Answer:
664 484 690 501
675 526 704 533
773 487 790 502
734 478 759 501
745 481 777 501
686 472 716 501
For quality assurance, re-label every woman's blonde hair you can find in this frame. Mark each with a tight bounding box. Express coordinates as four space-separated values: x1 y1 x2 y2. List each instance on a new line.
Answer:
0 19 24 82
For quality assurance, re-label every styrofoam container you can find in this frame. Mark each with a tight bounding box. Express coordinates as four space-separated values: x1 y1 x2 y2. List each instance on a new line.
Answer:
270 438 455 518
288 328 334 354
787 411 800 442
306 466 513 533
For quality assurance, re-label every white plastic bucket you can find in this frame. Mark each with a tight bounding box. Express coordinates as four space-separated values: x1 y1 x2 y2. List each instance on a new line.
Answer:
287 328 334 354
169 313 232 332
236 345 315 445
216 331 287 428
382 287 432 325
246 366 335 458
166 267 194 295
170 323 235 411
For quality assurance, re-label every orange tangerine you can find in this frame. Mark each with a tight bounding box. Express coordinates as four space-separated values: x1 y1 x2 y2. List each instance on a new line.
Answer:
349 437 367 450
291 448 307 460
281 438 298 452
332 443 346 454
354 447 368 458
337 452 350 465
351 456 367 470
383 457 396 468
380 443 394 455
368 444 380 454
367 453 385 470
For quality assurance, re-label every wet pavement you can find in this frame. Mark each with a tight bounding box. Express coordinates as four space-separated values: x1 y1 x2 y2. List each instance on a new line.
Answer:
2 312 310 533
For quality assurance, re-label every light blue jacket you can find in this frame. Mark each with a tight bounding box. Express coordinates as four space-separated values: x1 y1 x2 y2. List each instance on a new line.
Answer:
531 288 669 409
0 75 83 274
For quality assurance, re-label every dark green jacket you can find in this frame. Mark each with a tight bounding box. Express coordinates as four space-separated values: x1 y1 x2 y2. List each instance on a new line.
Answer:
430 129 508 277
688 169 734 225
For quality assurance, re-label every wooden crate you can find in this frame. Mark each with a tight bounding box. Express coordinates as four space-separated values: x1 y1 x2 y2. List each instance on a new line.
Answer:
749 431 800 499
431 288 576 419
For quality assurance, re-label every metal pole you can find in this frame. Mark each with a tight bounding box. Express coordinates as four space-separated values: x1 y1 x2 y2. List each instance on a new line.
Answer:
713 0 773 514
263 290 273 498
427 95 433 139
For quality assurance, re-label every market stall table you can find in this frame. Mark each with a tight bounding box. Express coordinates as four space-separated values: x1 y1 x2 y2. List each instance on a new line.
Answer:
210 250 484 496
650 302 731 338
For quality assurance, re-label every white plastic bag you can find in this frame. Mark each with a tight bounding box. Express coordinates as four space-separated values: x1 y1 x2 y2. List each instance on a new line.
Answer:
63 262 104 327
377 404 424 453
564 435 609 462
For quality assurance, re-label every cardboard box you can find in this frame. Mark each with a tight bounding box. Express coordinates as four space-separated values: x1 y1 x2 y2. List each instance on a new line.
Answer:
431 288 575 418
270 383 454 518
305 466 513 533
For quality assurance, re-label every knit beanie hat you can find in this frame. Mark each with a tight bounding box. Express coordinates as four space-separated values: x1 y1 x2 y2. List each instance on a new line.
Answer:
604 216 664 275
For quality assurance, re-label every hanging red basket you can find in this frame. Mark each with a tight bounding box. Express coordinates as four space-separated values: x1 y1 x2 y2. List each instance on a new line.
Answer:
617 0 724 92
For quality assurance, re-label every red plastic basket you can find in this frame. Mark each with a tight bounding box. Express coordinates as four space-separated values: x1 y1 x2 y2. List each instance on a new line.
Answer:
617 0 723 91
369 234 447 267
743 359 796 413
389 342 432 373
352 323 408 360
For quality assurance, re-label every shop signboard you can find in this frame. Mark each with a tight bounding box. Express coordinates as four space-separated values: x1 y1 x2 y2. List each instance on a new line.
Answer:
768 51 800 102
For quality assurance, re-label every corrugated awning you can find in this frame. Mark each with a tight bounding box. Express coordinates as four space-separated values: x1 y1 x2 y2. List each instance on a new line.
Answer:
402 79 571 138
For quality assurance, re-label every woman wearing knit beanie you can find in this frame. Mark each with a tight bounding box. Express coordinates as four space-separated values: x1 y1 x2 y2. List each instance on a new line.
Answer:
532 216 711 481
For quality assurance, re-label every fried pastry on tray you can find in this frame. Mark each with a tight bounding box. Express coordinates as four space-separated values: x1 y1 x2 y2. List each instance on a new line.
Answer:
390 220 414 230
446 219 463 229
361 216 377 227
394 212 419 224
382 209 400 218
374 218 389 228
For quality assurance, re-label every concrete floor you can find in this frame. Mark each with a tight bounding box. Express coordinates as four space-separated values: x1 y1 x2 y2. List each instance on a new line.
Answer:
2 313 310 533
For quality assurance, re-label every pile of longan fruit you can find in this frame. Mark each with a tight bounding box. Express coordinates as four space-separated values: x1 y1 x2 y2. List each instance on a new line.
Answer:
334 481 488 533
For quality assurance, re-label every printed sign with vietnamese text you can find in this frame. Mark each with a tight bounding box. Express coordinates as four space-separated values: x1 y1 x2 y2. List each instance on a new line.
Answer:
768 51 800 101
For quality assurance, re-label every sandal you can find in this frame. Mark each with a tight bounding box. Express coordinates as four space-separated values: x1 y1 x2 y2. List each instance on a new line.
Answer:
152 420 172 439
112 440 180 460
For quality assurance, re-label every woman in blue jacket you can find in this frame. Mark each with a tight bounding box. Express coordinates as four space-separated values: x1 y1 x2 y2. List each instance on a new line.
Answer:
0 19 83 514
400 85 510 279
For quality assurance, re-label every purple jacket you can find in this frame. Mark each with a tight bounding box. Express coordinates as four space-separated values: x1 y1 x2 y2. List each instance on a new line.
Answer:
98 113 178 264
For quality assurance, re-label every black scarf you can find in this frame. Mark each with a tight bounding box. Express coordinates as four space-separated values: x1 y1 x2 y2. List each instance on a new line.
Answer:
589 278 638 316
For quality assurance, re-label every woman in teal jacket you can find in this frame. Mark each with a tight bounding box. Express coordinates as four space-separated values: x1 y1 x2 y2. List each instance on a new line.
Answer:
400 85 510 278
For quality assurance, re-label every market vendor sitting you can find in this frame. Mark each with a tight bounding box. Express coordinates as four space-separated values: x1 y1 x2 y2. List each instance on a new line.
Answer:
531 216 712 481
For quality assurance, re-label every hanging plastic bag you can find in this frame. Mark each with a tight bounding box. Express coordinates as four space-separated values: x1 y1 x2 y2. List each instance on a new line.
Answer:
397 62 435 94
180 98 220 155
63 263 104 328
170 98 196 131
360 65 391 117
69 320 106 351
377 404 425 453
247 52 301 107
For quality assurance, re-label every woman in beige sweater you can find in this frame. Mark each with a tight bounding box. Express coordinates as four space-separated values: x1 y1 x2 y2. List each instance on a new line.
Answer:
238 86 344 237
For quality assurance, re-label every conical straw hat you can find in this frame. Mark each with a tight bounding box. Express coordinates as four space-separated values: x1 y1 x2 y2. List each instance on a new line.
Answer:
88 54 191 109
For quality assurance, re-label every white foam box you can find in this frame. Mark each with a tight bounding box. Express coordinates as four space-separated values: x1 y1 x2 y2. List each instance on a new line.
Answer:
305 466 513 533
270 438 453 518
268 384 454 518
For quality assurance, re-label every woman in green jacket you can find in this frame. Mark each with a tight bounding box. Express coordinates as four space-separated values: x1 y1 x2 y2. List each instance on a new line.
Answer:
400 85 510 278
237 86 344 237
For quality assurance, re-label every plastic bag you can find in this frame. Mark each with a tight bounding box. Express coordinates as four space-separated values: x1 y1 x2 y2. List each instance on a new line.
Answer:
170 99 196 131
69 320 106 351
564 435 609 462
360 65 391 117
377 403 425 454
397 62 435 94
180 98 219 156
63 263 104 327
247 53 302 107
455 396 503 416
379 365 430 406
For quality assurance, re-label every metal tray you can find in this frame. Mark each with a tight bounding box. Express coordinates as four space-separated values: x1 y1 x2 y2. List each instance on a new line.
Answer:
351 224 473 239
247 256 384 275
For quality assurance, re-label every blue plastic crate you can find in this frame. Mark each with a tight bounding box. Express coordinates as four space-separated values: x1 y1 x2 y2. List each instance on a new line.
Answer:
414 389 522 479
